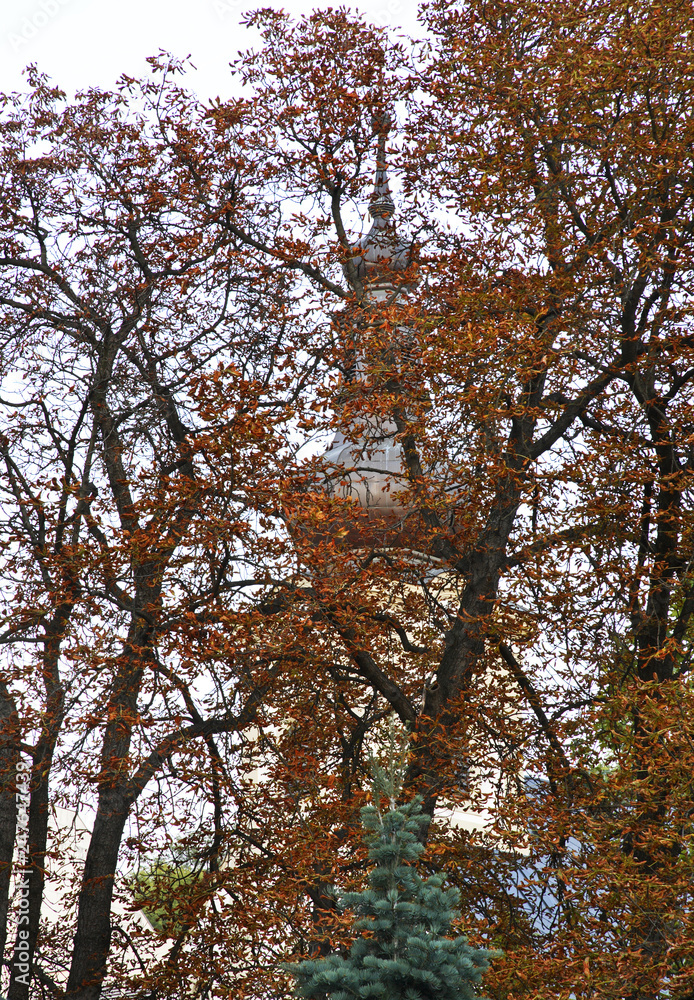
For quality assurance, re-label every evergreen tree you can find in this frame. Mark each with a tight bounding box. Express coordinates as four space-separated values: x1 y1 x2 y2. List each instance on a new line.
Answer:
287 776 498 1000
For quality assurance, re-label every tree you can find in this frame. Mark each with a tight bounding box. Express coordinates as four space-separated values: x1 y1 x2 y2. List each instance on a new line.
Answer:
0 62 301 999
216 5 694 996
1 2 694 999
288 768 496 1000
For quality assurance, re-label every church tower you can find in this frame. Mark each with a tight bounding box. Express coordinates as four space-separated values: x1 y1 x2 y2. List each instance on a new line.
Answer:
321 116 422 542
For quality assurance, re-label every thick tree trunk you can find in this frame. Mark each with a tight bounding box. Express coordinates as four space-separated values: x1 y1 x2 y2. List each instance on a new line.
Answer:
406 474 526 821
64 789 132 1000
65 375 193 998
65 628 149 1000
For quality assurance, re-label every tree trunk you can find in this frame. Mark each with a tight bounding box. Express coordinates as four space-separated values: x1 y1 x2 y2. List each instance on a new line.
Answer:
65 628 149 1000
64 789 132 1000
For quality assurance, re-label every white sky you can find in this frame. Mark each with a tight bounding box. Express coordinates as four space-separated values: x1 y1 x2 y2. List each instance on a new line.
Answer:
1 0 423 101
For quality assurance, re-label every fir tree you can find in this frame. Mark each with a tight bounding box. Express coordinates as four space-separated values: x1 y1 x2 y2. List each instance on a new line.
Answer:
287 772 498 1000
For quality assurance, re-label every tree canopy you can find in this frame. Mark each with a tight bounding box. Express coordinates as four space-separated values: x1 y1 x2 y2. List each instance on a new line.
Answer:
2 1 694 998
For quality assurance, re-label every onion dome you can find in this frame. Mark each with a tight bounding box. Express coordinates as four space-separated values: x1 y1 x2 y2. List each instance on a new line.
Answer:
321 421 407 520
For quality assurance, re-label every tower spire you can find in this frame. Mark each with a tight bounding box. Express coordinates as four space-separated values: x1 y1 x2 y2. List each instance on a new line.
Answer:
322 112 419 533
352 113 410 296
368 114 395 225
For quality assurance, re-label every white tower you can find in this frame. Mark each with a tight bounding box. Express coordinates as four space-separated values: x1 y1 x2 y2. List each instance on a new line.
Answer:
321 117 421 537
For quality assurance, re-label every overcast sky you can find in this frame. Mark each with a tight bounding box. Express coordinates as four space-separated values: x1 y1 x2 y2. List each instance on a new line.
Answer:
1 0 423 101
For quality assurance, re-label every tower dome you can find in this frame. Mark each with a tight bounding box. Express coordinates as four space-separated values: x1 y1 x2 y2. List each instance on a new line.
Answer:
322 420 407 520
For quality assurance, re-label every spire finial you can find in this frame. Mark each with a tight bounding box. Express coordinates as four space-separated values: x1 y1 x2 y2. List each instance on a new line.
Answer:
369 112 395 222
346 110 411 289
